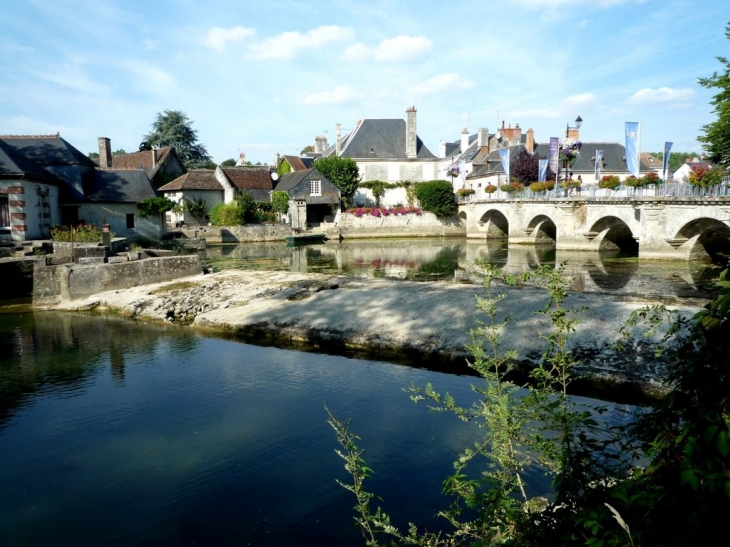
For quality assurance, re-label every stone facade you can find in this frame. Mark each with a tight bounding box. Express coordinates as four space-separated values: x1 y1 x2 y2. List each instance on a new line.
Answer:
339 211 465 239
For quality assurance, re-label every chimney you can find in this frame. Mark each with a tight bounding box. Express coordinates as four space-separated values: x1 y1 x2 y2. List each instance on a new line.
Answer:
314 135 328 154
439 140 446 158
477 127 489 148
335 123 342 156
514 123 522 145
275 153 280 167
151 147 158 168
98 137 112 168
526 128 534 153
460 127 469 153
405 106 417 158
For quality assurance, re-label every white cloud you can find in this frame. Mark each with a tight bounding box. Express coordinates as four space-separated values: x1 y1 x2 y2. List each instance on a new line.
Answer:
628 87 694 105
340 35 432 62
205 26 255 52
301 86 363 105
27 58 108 94
410 73 474 95
247 26 354 60
375 35 432 61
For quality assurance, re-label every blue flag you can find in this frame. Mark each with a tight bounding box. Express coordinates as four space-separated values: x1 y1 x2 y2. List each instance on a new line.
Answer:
499 148 510 183
549 137 559 174
663 141 673 179
538 159 548 182
594 150 603 181
625 122 640 178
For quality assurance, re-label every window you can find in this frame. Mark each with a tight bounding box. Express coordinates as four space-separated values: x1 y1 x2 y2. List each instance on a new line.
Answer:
310 180 321 196
126 213 135 229
0 196 8 227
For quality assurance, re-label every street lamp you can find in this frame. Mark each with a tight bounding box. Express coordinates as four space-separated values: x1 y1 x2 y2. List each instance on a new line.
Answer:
563 116 583 186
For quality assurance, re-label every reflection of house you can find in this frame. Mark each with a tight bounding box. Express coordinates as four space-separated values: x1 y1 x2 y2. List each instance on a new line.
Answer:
322 106 438 183
98 137 185 189
275 168 340 231
0 134 163 241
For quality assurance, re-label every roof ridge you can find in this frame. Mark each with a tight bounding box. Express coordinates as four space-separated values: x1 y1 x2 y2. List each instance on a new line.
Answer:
0 133 61 139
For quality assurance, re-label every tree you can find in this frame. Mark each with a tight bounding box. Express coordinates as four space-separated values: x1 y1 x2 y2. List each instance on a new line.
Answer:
510 148 553 185
220 158 237 167
312 156 361 207
698 22 730 165
141 110 212 169
648 151 703 171
300 145 314 155
413 180 457 217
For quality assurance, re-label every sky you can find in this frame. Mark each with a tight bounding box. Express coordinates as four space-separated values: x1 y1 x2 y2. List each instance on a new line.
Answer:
1 0 728 165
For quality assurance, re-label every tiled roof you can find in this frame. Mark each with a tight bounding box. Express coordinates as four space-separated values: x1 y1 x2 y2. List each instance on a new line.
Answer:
282 155 309 171
220 166 274 191
158 170 223 191
110 147 175 171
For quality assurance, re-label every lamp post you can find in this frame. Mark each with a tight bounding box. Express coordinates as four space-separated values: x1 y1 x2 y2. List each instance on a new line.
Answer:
563 116 583 185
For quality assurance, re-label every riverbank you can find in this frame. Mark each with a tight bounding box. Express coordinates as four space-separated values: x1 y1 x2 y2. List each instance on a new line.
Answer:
40 269 704 399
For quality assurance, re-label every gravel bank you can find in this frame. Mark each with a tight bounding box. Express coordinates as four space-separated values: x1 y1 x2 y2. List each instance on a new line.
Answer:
44 269 704 398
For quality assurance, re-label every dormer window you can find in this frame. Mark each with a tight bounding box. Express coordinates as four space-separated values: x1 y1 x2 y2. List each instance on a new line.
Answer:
310 180 321 196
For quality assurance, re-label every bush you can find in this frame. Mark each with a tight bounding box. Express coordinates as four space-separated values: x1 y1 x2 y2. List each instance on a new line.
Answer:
271 191 290 214
689 165 725 187
137 197 175 218
413 180 457 217
456 188 475 197
599 175 621 190
208 203 243 226
50 224 102 242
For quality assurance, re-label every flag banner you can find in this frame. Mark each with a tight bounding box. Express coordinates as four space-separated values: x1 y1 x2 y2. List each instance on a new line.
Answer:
594 150 603 181
549 137 559 174
663 141 673 178
625 122 640 178
538 159 548 182
499 148 510 183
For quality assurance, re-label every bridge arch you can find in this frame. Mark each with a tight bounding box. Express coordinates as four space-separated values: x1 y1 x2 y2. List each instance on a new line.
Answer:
458 210 467 222
675 217 730 263
526 214 556 246
588 216 639 254
478 209 509 240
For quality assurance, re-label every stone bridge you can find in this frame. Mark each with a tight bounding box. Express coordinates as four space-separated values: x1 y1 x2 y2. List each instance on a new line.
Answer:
459 197 730 261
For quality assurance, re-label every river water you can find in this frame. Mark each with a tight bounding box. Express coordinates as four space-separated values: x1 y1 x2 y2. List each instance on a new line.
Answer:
0 238 709 545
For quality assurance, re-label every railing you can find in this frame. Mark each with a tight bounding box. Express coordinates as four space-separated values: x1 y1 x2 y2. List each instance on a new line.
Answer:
457 182 730 203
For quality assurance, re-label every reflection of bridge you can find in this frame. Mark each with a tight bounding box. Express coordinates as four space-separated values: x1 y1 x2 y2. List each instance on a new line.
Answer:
459 198 730 261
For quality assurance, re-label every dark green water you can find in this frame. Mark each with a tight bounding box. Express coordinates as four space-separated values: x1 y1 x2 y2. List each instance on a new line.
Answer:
0 311 639 546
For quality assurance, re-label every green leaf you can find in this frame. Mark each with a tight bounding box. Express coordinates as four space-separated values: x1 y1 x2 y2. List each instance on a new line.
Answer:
717 430 730 457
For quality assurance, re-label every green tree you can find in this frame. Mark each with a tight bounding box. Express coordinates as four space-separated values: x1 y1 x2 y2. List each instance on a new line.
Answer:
271 191 290 215
698 22 730 165
648 151 703 171
413 180 457 217
140 110 212 168
313 156 361 207
220 158 237 167
300 145 314 155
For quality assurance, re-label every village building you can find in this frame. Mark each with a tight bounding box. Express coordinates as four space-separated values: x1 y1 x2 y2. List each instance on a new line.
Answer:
274 168 340 231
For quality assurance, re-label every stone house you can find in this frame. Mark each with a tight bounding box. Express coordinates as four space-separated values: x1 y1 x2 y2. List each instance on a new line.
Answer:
274 168 340 231
159 165 277 226
322 106 439 184
0 134 164 242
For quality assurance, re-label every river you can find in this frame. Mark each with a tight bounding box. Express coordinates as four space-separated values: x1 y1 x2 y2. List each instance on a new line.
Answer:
0 237 707 545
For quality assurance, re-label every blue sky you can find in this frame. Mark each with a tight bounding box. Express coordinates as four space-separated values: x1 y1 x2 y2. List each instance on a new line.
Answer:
1 0 727 164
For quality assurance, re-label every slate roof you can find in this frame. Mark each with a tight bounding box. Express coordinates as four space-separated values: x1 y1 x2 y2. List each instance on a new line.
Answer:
331 119 436 159
221 166 274 201
85 170 157 203
275 169 315 192
0 139 64 184
159 170 223 191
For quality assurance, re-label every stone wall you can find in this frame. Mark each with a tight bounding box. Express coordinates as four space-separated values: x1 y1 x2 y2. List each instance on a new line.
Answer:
33 255 203 305
338 211 465 239
183 224 293 243
0 258 37 300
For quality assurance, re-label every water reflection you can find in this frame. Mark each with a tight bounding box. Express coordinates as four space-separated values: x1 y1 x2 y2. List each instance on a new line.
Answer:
203 239 721 300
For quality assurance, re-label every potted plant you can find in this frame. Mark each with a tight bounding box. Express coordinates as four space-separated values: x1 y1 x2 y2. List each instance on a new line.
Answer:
598 175 620 190
484 184 497 194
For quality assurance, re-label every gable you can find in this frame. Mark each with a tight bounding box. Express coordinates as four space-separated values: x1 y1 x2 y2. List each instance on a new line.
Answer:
338 119 436 159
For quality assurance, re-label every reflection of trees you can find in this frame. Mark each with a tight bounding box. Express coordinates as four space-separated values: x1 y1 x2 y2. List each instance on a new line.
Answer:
413 245 462 280
0 313 199 429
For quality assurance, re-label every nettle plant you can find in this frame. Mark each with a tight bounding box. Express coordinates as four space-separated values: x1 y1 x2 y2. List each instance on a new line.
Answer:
328 260 730 546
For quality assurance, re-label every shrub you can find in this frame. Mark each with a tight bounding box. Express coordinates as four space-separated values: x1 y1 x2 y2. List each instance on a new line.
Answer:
624 175 642 187
413 180 457 217
50 224 102 242
642 171 662 185
456 188 475 197
271 191 290 214
208 203 243 226
599 175 621 190
689 165 725 187
137 197 175 218
530 182 547 193
500 181 524 193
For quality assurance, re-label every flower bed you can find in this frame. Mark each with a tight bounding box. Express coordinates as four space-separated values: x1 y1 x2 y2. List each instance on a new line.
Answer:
345 206 422 218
